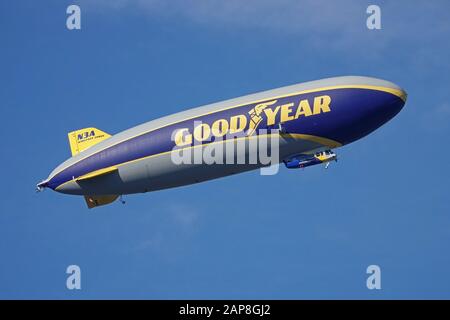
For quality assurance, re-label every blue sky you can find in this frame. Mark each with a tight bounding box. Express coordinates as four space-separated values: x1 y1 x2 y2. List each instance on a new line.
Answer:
1 0 450 299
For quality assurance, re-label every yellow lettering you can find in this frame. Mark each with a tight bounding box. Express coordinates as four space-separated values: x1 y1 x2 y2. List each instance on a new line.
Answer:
229 114 247 134
193 123 211 142
174 128 192 147
280 103 294 123
211 118 229 137
313 95 331 115
263 106 280 126
295 99 313 118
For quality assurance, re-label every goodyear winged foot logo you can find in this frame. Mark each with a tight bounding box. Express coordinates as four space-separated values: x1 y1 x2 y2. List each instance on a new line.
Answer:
247 100 278 136
173 94 332 147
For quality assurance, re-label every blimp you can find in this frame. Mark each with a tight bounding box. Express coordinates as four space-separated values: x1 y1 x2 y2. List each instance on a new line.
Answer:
37 76 407 208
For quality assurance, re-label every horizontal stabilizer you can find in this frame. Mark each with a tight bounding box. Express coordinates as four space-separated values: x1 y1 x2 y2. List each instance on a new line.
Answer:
76 166 118 182
84 195 119 209
68 127 111 156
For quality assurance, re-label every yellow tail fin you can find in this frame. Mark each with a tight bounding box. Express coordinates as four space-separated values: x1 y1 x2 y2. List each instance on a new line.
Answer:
84 195 119 209
68 127 111 156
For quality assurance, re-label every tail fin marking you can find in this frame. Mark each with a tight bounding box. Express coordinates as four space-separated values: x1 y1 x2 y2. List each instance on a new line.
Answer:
68 127 111 156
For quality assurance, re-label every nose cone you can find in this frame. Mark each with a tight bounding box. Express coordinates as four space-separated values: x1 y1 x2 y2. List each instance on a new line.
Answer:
329 80 407 145
367 83 407 131
374 85 407 124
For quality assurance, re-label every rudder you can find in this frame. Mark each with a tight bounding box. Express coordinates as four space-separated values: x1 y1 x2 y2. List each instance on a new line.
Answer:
68 127 111 156
84 195 119 209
